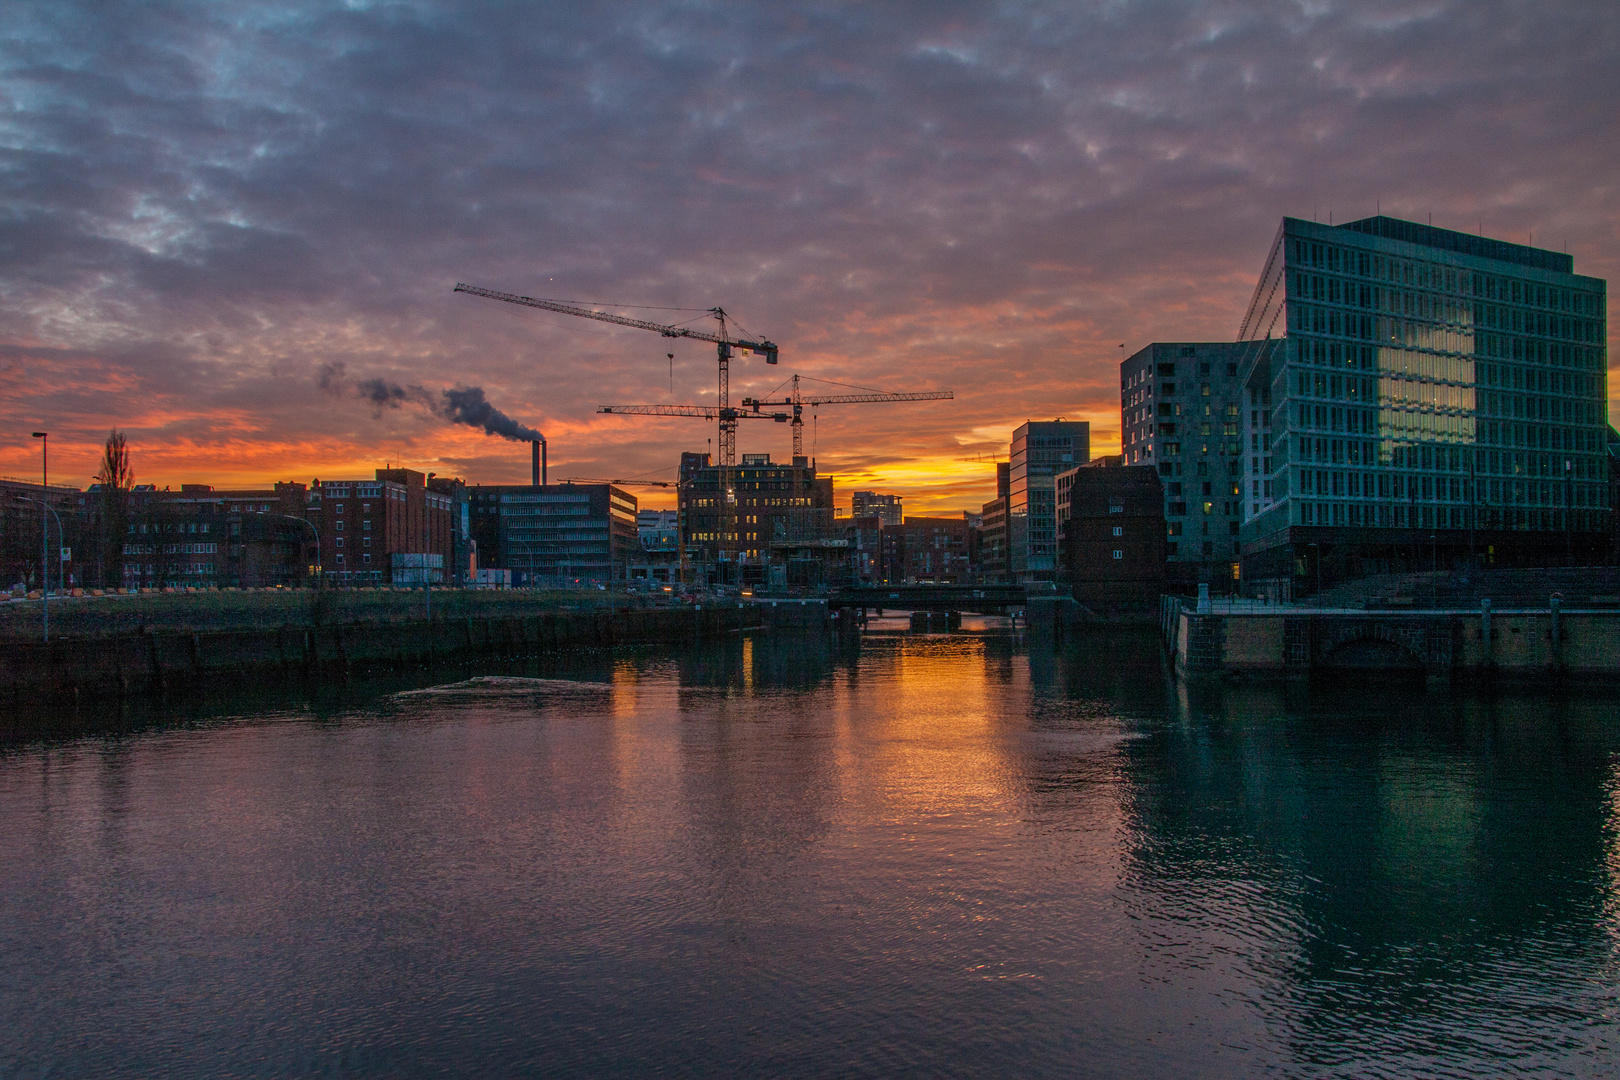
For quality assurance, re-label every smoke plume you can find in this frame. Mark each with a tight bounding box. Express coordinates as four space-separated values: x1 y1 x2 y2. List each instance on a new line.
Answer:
441 386 543 442
317 360 347 393
358 377 432 413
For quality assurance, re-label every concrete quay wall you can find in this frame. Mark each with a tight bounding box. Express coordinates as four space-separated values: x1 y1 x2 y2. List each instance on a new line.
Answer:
2 606 773 702
1171 606 1620 679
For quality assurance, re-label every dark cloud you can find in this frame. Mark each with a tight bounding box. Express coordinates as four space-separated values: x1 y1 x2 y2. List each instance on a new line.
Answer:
1 0 1616 507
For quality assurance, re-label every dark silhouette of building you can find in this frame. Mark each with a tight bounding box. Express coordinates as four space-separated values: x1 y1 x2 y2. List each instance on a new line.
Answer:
678 452 834 585
896 516 972 583
979 462 1011 583
851 491 903 527
1057 457 1166 613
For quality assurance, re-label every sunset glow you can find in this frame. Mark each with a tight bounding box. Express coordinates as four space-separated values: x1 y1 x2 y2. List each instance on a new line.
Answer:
3 3 1615 516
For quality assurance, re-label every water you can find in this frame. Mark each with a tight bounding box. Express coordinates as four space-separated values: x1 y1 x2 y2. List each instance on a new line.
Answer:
3 625 1618 1078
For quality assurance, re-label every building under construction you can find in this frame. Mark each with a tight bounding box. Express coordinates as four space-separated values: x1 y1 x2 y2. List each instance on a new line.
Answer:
677 452 841 587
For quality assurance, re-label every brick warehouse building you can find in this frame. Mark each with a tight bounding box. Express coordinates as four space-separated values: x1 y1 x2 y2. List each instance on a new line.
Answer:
306 468 458 586
1056 457 1166 613
121 482 315 589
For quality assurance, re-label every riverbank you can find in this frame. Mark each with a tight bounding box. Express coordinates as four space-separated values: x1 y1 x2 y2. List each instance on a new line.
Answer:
0 600 808 703
0 586 639 640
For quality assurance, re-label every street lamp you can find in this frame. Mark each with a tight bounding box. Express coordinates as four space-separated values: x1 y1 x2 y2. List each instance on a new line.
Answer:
31 431 47 642
1564 459 1574 565
1307 542 1320 604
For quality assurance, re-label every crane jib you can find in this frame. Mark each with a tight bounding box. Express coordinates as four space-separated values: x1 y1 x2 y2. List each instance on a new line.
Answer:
453 282 776 361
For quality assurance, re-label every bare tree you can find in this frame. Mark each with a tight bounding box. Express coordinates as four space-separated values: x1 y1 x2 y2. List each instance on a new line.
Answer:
95 430 133 588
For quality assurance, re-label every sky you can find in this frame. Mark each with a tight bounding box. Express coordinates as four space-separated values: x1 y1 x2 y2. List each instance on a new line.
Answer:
3 0 1618 514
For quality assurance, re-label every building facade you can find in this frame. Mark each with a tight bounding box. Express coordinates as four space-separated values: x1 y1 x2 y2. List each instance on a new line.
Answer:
1 476 86 592
978 462 1010 583
1120 342 1270 588
851 491 903 527
678 452 835 584
1236 216 1609 594
470 482 638 585
120 482 315 589
307 469 456 586
895 516 972 583
1056 458 1166 612
1009 421 1090 582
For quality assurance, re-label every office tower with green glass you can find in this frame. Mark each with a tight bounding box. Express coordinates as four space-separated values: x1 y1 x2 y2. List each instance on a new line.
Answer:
1236 216 1609 596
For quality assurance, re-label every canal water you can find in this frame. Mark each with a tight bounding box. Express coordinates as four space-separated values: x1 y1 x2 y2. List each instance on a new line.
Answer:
3 625 1617 1078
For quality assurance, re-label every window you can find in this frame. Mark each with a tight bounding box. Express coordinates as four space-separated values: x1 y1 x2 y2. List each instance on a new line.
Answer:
1112 550 1123 560
335 504 344 514
335 521 344 531
1112 526 1123 536
335 537 344 547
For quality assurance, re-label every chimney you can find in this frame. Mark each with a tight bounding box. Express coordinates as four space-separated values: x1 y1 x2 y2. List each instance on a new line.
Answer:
532 440 540 487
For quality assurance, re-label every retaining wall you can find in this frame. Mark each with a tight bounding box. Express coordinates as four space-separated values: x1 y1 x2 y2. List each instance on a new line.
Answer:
2 606 766 702
1170 606 1620 679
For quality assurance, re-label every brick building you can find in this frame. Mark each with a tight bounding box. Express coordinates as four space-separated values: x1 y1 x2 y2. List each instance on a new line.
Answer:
896 516 972 583
1057 458 1166 613
306 468 458 585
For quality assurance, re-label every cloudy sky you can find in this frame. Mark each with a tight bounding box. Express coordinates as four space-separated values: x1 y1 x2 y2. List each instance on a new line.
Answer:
4 0 1617 513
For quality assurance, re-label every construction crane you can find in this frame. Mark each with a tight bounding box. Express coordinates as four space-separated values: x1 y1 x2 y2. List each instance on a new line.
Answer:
556 476 676 488
598 404 790 423
740 375 954 458
452 283 777 468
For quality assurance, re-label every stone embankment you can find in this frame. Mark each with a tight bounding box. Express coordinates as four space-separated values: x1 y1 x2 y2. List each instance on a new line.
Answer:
2 594 837 702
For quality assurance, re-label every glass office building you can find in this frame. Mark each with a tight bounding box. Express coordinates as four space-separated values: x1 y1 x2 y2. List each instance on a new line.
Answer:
1236 215 1609 593
1008 420 1089 581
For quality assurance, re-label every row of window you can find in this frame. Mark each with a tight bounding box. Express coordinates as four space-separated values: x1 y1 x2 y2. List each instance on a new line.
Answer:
1290 467 1605 507
121 543 219 555
1287 239 1600 315
1294 500 1604 533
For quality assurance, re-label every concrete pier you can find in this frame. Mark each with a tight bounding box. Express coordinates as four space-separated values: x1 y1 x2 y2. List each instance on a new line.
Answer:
1164 596 1620 679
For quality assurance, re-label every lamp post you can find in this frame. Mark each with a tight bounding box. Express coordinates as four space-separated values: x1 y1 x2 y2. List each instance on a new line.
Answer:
1564 459 1574 565
31 431 47 641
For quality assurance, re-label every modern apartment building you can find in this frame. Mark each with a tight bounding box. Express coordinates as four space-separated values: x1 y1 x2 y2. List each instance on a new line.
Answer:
851 491 903 527
1008 420 1090 582
1235 215 1609 594
1120 342 1272 587
470 482 639 585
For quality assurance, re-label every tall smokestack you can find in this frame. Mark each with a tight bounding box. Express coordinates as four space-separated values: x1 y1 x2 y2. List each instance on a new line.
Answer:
542 438 547 485
532 440 540 487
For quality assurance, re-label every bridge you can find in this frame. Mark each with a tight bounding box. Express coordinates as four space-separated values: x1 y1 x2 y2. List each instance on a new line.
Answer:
827 584 1027 613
